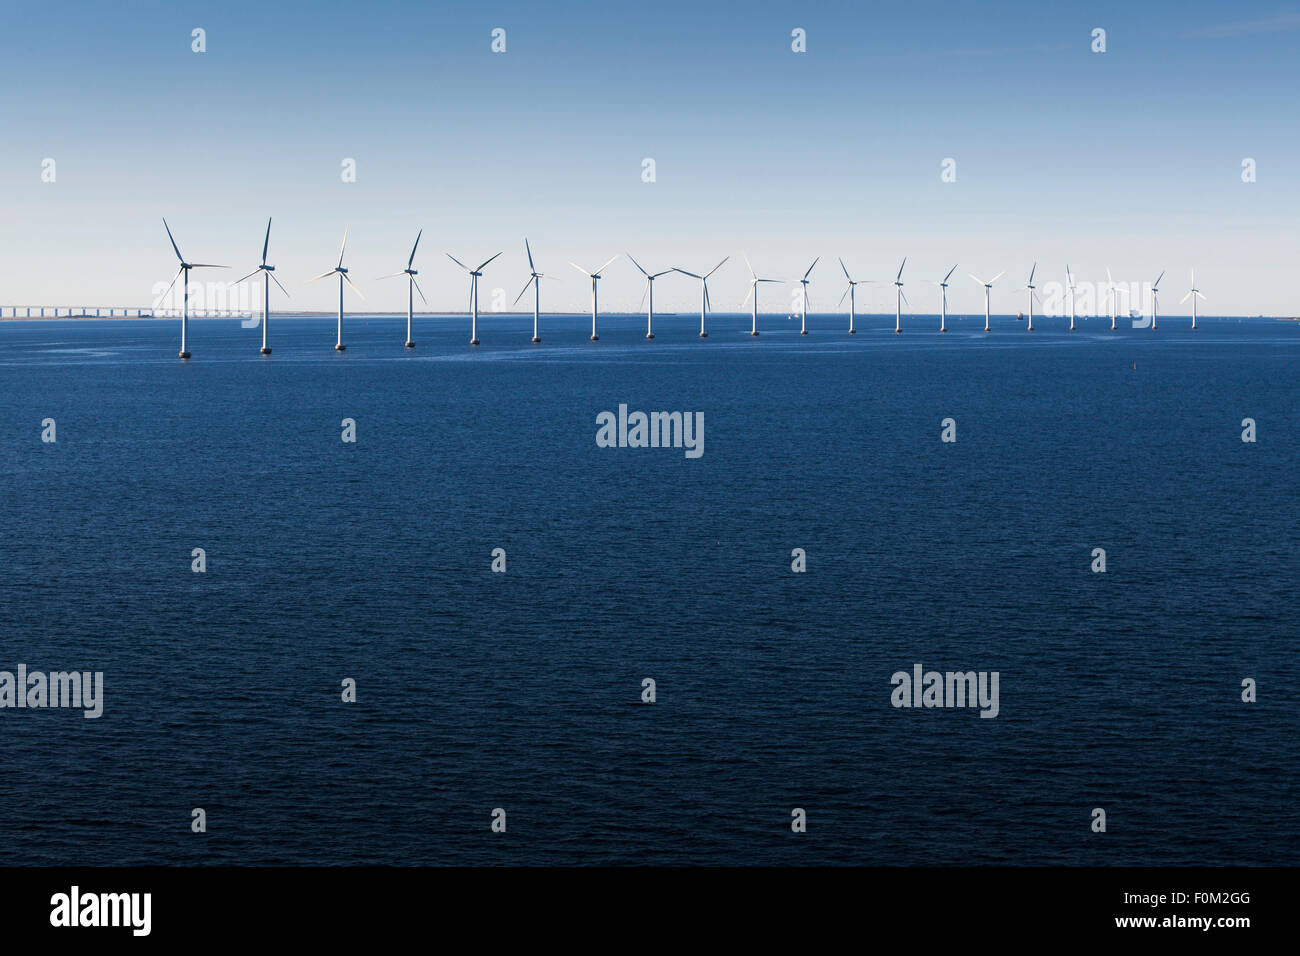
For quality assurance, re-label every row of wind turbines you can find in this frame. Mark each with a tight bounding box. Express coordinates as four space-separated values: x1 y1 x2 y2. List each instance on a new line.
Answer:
160 219 1209 358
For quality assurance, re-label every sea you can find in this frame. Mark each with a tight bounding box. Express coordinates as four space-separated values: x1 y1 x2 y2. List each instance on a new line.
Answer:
0 310 1296 865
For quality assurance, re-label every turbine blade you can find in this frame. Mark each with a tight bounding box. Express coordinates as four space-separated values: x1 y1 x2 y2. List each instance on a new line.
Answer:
638 283 649 313
269 271 290 297
570 261 590 276
162 218 183 262
900 289 910 309
525 237 535 273
412 276 427 305
627 253 648 277
234 268 261 285
837 284 850 309
307 270 335 284
377 272 406 279
408 229 422 269
673 268 702 278
262 217 272 266
158 266 184 302
337 227 349 268
343 272 365 300
595 254 619 275
989 271 1005 284
706 256 729 278
1154 269 1165 288
512 277 534 306
652 270 675 279
944 264 958 282
804 257 819 279
839 257 851 281
741 284 754 308
447 253 469 272
1179 291 1192 304
968 274 984 285
476 251 502 272
896 257 907 281
744 254 756 279
1027 261 1036 283
188 264 229 269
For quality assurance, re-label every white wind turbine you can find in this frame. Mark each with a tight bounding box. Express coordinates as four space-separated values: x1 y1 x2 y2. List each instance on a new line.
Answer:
513 238 555 343
379 229 425 349
447 250 502 346
1106 267 1122 331
628 254 673 339
570 255 619 341
232 217 288 356
740 256 782 337
673 257 729 338
1065 265 1078 331
1015 262 1040 331
933 264 957 333
969 270 1005 332
838 258 872 334
1180 270 1206 330
892 258 908 333
307 228 364 351
159 218 228 359
1150 270 1164 331
797 257 818 335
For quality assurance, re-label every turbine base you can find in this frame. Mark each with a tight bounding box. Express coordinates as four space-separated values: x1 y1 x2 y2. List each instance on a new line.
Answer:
404 341 416 349
178 351 191 360
470 339 480 346
645 333 655 340
590 335 599 342
800 330 808 336
259 347 272 355
335 344 346 351
531 337 541 344
849 328 856 334
699 332 708 338
750 331 759 337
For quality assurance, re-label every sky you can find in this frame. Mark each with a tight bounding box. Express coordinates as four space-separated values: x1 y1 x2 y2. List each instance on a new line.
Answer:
0 0 1297 316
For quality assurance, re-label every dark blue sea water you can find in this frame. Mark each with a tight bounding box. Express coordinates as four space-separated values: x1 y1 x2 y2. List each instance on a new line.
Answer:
1 311 1296 866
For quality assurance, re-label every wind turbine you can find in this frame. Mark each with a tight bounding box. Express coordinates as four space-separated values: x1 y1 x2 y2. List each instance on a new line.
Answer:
1015 262 1040 331
1150 270 1164 331
1106 267 1120 331
892 258 908 334
159 218 228 359
1065 265 1078 331
233 217 287 356
379 230 425 349
838 258 872 334
629 254 672 339
673 256 728 338
741 255 782 336
969 271 1005 332
797 257 818 335
307 228 364 351
570 255 619 341
512 238 554 343
1180 269 1206 330
447 250 502 346
933 264 957 333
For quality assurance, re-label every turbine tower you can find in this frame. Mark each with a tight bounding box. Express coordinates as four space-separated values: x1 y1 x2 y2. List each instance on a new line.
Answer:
379 230 425 349
1180 270 1206 330
1150 270 1164 331
933 264 957 333
892 258 908 333
448 251 502 346
629 254 673 339
797 257 818 335
513 238 554 343
673 257 728 338
233 217 288 356
1065 265 1077 332
307 228 364 351
570 256 619 341
838 258 872 334
1015 262 1039 331
160 218 228 359
741 255 783 337
969 271 1005 332
1106 268 1121 332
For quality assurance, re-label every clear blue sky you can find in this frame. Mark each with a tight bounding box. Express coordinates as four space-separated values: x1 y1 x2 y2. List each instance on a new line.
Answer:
1 0 1296 315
